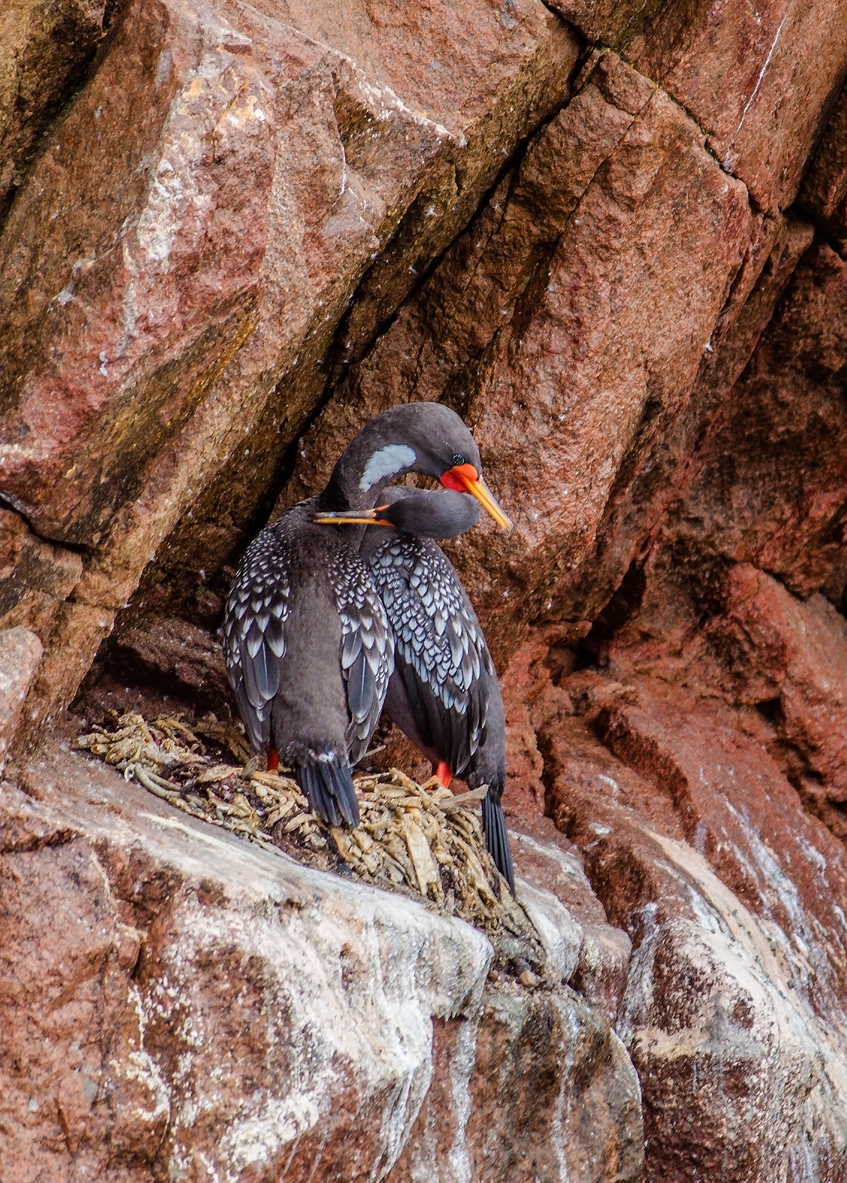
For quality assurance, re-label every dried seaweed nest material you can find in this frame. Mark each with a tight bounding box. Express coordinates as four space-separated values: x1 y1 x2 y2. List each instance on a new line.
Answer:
76 712 547 976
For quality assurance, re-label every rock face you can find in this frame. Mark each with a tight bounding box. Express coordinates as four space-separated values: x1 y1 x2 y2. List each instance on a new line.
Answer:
0 626 42 771
2 0 847 1178
0 0 578 736
285 49 753 658
543 699 847 1182
2 747 642 1182
0 0 114 220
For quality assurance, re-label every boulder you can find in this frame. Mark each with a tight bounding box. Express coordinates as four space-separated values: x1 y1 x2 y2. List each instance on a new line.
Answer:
1 744 643 1181
543 704 847 1183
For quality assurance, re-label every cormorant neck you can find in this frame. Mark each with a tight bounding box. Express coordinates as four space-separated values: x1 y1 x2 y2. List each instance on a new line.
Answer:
317 420 421 512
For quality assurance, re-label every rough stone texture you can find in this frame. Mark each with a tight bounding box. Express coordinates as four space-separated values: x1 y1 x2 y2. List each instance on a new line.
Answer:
545 0 847 212
0 746 642 1182
0 0 579 732
0 0 578 556
525 226 847 1171
568 211 815 631
286 52 752 660
0 511 94 745
708 568 847 796
799 76 847 242
543 703 847 1183
0 506 83 638
109 614 230 708
390 986 641 1183
0 0 114 220
509 817 633 1026
671 242 847 601
0 626 41 770
4 0 847 1177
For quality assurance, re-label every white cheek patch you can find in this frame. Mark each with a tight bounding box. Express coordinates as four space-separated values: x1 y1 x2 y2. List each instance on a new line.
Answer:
359 443 417 491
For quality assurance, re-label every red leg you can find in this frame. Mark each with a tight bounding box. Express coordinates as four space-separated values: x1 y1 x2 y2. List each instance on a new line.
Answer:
436 761 452 789
267 747 280 772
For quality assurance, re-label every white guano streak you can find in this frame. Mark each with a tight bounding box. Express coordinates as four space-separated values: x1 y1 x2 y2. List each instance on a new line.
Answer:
727 11 788 161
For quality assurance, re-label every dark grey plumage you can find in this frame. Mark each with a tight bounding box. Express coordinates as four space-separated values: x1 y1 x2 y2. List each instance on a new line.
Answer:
224 502 392 826
360 488 515 892
223 402 510 831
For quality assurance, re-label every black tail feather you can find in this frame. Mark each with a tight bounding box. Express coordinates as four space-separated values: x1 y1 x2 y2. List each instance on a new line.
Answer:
481 789 515 894
297 758 360 828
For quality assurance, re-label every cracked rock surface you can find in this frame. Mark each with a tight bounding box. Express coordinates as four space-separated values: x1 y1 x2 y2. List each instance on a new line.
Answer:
2 0 847 1177
2 747 642 1181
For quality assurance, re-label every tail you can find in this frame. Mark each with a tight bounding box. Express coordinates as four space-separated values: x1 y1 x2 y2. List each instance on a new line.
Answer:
296 756 360 827
481 788 515 894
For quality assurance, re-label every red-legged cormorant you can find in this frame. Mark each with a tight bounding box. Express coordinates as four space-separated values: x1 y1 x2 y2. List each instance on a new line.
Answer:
223 403 511 831
316 486 515 892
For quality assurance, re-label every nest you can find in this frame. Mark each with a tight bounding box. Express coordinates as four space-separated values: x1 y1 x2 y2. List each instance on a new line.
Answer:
76 711 546 978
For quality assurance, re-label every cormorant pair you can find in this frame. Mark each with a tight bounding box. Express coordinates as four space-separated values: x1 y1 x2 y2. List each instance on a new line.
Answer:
223 403 515 891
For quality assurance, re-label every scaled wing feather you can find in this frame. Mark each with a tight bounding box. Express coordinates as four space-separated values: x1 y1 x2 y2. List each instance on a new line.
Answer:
330 550 394 764
369 534 490 777
223 529 291 754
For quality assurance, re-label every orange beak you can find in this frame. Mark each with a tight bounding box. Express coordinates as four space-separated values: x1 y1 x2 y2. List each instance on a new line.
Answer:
440 463 513 534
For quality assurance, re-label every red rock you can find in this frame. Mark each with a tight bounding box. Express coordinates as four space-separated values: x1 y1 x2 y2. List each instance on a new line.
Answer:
499 639 555 820
0 509 87 755
546 0 847 212
689 213 814 411
0 507 83 639
2 0 428 548
111 615 229 707
674 242 847 600
0 626 41 770
510 814 633 1025
799 79 847 242
17 602 116 754
0 0 579 728
0 742 642 1181
655 0 847 213
5 0 847 1176
705 565 847 801
0 0 576 560
544 695 847 1182
560 211 814 637
0 0 579 733
141 5 580 626
390 984 643 1183
288 52 751 661
0 0 112 217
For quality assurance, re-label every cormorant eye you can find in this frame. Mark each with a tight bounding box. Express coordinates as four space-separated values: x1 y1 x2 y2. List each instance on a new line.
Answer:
452 453 466 466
